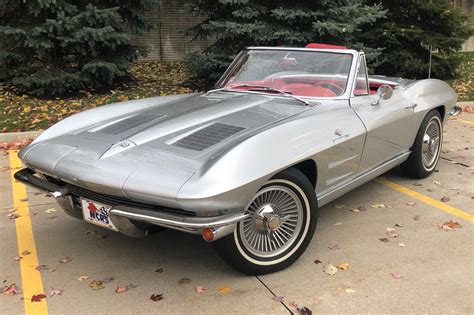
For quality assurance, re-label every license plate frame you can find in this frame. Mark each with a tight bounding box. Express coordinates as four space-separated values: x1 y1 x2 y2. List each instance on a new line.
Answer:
81 198 118 231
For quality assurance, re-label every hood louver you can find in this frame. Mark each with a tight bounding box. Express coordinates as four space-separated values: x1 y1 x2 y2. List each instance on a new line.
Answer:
94 114 163 135
173 123 245 151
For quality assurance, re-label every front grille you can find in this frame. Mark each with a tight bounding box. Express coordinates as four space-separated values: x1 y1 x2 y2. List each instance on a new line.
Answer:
173 123 245 151
63 183 196 217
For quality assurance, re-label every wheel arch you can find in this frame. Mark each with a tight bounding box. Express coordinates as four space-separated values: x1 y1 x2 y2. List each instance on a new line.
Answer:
286 159 317 188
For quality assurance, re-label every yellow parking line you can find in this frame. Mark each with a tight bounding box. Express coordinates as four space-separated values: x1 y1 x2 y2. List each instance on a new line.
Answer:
9 150 48 315
376 177 474 223
460 120 474 125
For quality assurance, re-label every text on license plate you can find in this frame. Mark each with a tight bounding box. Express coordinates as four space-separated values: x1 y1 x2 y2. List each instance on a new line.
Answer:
81 198 118 231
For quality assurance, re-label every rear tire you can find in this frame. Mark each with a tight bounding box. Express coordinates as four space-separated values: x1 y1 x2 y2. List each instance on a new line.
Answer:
401 110 443 179
213 168 317 275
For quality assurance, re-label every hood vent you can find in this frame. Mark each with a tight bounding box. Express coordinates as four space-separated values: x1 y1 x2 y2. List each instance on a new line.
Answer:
94 114 163 135
173 123 245 151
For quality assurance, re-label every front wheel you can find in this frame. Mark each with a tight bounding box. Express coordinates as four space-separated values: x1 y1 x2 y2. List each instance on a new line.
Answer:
213 168 317 275
401 110 443 178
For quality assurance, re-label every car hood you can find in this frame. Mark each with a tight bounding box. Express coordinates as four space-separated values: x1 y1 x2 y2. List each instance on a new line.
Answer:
20 92 310 205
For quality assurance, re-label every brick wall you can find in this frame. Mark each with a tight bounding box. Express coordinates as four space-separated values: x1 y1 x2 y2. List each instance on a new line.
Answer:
133 0 213 60
453 0 474 51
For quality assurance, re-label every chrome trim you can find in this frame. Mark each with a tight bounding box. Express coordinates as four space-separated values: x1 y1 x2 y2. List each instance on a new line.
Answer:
317 151 411 206
448 106 462 117
109 206 249 230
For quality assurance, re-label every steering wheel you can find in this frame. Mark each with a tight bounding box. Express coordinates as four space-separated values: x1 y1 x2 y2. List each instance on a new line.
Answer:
314 82 344 95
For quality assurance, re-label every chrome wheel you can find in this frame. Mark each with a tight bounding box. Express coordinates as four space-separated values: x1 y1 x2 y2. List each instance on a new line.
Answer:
421 116 442 170
239 185 303 258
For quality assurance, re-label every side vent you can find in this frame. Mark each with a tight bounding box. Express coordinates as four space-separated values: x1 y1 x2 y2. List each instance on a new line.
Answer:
173 123 245 151
95 114 163 135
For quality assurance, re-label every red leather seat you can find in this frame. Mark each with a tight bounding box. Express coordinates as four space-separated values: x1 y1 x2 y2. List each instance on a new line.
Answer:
280 83 337 97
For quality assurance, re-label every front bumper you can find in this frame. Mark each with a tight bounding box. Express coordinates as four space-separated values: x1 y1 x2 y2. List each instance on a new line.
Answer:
14 168 248 238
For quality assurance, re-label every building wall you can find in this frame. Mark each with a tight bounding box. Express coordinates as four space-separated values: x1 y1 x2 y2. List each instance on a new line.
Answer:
135 0 474 60
133 0 213 60
453 0 474 51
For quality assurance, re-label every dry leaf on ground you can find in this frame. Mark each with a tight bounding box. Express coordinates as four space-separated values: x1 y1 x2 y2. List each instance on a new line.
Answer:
77 275 89 281
336 263 350 271
391 272 403 279
59 256 72 263
371 203 386 208
21 250 31 256
298 306 313 315
345 288 356 294
328 244 340 250
89 280 105 290
218 286 231 295
1 284 21 295
440 196 450 202
49 288 63 297
386 227 399 238
438 220 462 231
195 286 206 293
272 295 285 302
177 277 191 285
31 294 47 302
314 259 322 264
323 264 338 276
150 293 163 301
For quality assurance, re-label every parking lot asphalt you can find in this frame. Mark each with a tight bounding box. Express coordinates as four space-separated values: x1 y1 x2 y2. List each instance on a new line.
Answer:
1 114 473 315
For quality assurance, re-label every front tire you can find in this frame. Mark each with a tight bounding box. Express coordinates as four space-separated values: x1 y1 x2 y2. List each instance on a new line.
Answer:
213 168 317 275
401 110 443 178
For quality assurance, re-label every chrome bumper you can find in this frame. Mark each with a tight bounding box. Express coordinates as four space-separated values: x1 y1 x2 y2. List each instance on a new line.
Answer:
448 106 462 117
14 168 247 239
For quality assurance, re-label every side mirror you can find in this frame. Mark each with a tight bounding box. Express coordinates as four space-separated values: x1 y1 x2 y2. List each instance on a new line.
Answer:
371 85 394 106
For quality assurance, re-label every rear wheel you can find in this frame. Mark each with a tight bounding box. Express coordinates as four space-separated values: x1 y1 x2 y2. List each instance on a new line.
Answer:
213 168 317 275
401 110 443 178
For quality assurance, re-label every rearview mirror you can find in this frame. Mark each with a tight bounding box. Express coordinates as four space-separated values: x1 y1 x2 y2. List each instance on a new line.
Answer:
371 85 394 106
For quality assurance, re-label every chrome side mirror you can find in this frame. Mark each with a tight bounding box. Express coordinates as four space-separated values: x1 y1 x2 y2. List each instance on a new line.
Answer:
371 85 394 106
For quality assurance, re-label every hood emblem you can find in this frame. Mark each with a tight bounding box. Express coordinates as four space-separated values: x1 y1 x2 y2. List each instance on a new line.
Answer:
100 140 136 159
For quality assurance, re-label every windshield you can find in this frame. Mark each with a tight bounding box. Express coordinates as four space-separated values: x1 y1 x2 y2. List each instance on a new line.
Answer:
217 49 353 98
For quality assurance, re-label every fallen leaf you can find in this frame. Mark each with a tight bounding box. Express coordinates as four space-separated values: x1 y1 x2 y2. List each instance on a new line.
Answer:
1 284 22 295
350 208 360 212
19 198 28 202
386 227 399 238
412 183 422 186
149 293 163 301
272 295 285 302
45 208 57 214
328 244 340 250
21 250 31 256
298 306 312 315
379 237 389 243
333 222 343 226
345 288 356 294
115 286 128 293
49 288 63 297
59 256 72 263
101 277 114 284
290 301 298 308
31 294 46 302
155 268 164 273
371 203 386 208
391 272 403 279
35 264 49 271
195 286 206 293
399 243 406 247
218 286 231 295
440 196 450 202
427 188 435 192
395 223 405 227
433 180 441 185
89 280 105 290
323 264 338 276
7 213 20 219
177 277 191 285
13 256 22 262
336 263 350 271
406 202 416 206
438 220 462 231
335 204 345 209
314 259 322 264
413 215 421 221
77 275 89 281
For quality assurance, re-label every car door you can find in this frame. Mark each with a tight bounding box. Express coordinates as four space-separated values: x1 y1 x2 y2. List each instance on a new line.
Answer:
350 54 418 173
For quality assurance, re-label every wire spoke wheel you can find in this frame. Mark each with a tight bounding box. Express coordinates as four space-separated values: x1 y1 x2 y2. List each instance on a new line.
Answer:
239 185 304 258
421 117 441 170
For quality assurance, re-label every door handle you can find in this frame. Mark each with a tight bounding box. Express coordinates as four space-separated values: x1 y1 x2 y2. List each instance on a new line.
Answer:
405 103 418 110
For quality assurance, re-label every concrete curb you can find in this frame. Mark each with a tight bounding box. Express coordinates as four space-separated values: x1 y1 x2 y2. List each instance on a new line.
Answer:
0 130 43 143
0 102 472 142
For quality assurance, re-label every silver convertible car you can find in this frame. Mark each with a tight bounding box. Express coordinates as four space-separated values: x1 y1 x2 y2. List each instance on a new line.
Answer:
16 44 460 274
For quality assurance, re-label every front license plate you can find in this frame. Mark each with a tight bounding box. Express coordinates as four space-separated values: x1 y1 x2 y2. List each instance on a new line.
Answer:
81 198 118 231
